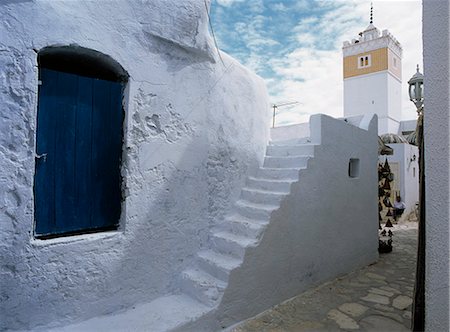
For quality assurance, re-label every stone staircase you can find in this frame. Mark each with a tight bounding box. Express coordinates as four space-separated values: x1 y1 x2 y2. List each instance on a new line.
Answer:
46 114 379 332
179 139 316 309
46 139 318 332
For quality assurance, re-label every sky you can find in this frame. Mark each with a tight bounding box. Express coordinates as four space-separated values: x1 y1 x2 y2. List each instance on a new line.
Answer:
210 0 423 126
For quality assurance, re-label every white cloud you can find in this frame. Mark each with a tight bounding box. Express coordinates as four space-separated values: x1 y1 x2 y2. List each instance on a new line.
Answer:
248 0 265 14
271 3 288 11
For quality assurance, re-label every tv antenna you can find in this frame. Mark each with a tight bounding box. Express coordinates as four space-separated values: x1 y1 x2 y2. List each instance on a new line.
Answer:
271 101 300 128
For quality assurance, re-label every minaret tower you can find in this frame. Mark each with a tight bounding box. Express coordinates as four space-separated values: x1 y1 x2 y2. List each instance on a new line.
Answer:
342 4 403 134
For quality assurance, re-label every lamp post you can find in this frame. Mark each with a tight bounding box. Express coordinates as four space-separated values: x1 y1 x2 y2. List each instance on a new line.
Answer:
408 65 425 332
408 64 424 113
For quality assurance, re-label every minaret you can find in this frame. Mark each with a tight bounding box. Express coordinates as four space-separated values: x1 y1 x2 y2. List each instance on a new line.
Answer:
342 4 403 134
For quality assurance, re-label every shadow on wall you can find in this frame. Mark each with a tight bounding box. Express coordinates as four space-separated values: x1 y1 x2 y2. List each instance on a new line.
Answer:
1 40 269 329
3 106 253 330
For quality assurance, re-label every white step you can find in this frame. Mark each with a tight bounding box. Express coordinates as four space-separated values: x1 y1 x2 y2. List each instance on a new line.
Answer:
266 144 315 157
241 187 287 205
263 155 309 168
46 294 211 332
180 268 226 306
246 176 293 193
197 250 241 281
210 231 257 258
270 137 312 146
234 199 278 220
257 167 302 180
220 214 268 238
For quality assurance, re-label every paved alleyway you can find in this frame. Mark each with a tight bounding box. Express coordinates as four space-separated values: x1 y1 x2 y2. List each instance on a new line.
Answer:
232 221 418 331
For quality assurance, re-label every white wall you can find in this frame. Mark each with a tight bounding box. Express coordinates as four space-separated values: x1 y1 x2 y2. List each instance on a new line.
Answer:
270 122 310 142
378 117 400 136
387 73 403 123
399 119 417 134
344 71 401 135
344 72 389 118
423 1 450 331
185 114 379 330
0 1 270 330
402 144 420 214
382 143 419 215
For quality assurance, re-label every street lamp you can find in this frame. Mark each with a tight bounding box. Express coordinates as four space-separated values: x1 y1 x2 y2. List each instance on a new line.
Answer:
408 64 425 331
408 64 424 112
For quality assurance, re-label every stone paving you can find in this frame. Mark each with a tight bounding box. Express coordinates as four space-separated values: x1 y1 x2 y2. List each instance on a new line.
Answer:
232 221 418 331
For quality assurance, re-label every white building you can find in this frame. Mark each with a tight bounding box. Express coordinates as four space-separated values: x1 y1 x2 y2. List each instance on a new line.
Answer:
1 1 379 331
342 17 419 217
343 20 403 135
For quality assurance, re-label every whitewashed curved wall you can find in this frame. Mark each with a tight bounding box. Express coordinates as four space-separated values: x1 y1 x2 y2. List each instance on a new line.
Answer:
0 1 270 330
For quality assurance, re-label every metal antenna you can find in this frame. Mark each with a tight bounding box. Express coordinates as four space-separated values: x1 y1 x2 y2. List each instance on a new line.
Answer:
370 2 373 24
271 101 300 128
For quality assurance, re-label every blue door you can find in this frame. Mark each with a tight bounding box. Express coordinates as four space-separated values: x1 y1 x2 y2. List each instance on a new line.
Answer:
35 68 123 237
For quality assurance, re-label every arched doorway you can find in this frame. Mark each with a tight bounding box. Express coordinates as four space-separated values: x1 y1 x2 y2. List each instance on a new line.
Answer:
34 46 128 238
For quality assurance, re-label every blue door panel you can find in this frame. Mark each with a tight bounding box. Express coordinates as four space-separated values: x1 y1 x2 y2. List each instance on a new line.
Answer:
92 79 112 228
35 69 123 237
108 83 123 225
54 72 78 233
75 76 94 230
35 69 58 234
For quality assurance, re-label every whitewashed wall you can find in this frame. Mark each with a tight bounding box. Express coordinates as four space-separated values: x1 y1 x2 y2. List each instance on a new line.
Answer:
423 1 450 331
344 72 401 135
0 1 270 330
183 114 379 330
220 114 379 327
382 143 419 216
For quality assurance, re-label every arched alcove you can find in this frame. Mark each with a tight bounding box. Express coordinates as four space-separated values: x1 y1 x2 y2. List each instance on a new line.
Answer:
34 46 127 238
38 45 129 82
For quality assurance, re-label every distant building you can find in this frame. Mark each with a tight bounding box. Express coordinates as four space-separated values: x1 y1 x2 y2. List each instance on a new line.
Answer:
343 19 403 135
342 11 419 218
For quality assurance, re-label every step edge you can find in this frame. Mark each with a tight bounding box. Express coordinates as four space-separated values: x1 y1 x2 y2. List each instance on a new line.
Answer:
197 250 242 269
235 199 279 210
241 187 289 195
182 268 227 288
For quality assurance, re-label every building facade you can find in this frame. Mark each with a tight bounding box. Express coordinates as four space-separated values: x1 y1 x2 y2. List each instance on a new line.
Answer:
342 18 419 218
0 1 271 329
343 22 403 135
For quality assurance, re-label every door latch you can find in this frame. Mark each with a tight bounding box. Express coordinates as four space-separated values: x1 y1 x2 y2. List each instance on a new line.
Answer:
35 153 47 162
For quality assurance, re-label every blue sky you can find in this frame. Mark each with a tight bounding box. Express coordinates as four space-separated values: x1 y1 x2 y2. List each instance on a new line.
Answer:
210 0 422 126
